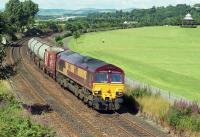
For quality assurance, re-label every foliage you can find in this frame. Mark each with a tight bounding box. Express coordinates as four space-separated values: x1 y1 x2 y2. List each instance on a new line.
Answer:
55 36 63 42
128 87 152 98
65 22 78 33
174 100 200 114
73 31 81 40
167 106 200 132
61 4 200 32
87 4 200 26
0 12 7 34
56 40 64 47
4 0 39 32
0 81 55 137
125 85 200 133
37 21 63 33
0 45 6 67
126 86 170 118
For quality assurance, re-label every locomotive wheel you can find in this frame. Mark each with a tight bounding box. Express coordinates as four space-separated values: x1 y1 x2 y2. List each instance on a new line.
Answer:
78 93 84 100
83 96 88 103
88 101 93 107
74 87 79 97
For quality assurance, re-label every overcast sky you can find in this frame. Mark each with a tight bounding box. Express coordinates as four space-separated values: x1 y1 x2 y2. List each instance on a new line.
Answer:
0 0 199 9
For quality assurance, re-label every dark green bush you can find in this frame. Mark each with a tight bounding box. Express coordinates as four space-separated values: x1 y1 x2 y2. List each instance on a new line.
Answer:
55 36 63 42
63 32 72 38
56 40 64 47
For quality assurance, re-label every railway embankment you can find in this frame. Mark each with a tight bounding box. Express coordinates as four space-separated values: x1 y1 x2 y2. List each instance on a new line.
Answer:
0 80 55 137
125 86 200 137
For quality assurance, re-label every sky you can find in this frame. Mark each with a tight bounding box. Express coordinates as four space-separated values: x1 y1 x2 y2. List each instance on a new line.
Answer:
0 0 199 10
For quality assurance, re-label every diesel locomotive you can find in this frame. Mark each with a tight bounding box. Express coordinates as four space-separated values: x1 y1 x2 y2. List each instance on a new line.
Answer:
28 38 125 111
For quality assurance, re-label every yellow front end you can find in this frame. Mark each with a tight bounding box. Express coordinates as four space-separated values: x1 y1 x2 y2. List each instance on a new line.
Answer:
92 83 125 100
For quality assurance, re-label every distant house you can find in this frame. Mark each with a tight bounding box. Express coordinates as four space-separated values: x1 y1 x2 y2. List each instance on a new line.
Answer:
182 13 197 28
123 21 138 25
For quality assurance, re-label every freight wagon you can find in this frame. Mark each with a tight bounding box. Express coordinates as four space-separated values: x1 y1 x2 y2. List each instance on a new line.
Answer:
28 38 125 111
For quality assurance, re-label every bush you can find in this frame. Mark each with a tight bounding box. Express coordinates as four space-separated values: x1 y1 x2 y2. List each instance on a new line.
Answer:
0 81 55 137
63 32 72 38
126 86 170 118
56 40 63 47
128 87 152 98
174 100 200 114
55 36 63 42
167 106 200 132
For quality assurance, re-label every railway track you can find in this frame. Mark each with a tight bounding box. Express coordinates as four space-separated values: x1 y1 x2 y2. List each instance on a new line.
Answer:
7 38 170 137
9 39 81 137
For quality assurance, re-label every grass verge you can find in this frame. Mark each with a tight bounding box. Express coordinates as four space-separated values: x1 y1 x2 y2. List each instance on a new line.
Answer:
0 80 55 137
125 86 200 136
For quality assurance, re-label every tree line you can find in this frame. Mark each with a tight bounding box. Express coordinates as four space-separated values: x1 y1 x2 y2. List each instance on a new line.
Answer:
87 4 200 26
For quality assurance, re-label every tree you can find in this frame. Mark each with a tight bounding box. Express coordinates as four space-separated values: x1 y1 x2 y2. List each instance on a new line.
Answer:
73 31 81 44
4 0 38 32
47 21 59 33
21 0 39 30
65 22 78 33
0 12 6 35
5 0 23 31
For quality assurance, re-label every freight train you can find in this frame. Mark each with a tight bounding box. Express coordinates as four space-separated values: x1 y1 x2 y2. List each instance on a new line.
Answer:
28 38 125 111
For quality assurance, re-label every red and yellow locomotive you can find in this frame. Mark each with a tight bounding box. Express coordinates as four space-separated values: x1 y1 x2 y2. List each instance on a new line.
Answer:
28 38 125 111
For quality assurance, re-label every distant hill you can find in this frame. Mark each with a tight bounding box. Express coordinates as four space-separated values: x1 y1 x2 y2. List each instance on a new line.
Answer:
38 8 134 16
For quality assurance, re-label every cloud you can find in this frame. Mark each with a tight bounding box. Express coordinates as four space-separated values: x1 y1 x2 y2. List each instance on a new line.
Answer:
1 0 200 9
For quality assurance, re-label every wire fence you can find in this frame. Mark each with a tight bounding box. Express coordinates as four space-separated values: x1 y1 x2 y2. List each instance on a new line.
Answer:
125 77 199 105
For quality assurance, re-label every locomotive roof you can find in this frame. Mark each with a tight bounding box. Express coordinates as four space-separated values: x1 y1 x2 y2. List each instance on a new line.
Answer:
59 50 108 72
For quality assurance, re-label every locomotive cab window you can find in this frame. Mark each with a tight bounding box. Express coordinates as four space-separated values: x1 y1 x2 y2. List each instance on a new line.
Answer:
96 73 108 83
111 73 122 83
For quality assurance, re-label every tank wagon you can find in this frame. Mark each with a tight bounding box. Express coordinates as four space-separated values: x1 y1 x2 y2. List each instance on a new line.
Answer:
28 38 125 111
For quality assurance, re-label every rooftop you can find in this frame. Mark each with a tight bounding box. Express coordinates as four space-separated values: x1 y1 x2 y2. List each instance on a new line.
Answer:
184 13 193 20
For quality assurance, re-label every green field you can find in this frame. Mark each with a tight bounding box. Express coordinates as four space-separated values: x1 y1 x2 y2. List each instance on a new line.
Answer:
67 26 200 102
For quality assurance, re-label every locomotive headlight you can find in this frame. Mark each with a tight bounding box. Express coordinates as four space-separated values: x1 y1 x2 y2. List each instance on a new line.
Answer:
94 90 102 95
116 92 123 96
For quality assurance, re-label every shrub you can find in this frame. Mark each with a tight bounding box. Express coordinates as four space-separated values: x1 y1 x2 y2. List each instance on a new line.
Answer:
128 87 152 98
55 36 63 42
63 32 72 38
57 40 63 47
0 81 55 137
126 86 170 118
167 106 200 132
174 100 200 114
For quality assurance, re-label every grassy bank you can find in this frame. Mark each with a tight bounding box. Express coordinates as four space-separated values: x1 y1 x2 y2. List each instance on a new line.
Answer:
67 26 200 102
125 87 200 136
0 81 55 137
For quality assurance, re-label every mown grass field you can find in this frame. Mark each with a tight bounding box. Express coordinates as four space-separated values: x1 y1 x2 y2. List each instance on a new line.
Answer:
68 26 200 102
